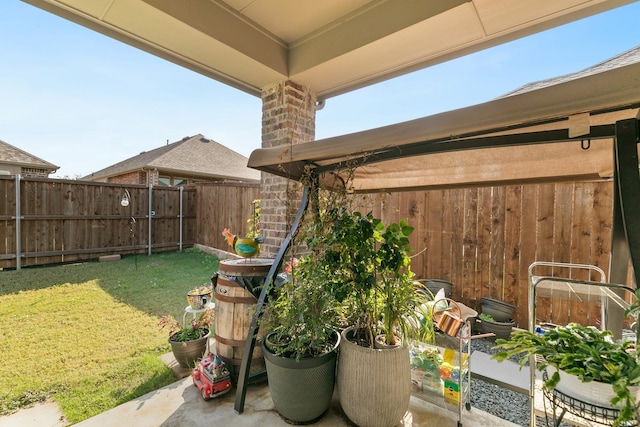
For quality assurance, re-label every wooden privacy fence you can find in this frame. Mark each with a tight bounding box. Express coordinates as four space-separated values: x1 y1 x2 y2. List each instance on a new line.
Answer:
362 180 619 328
1 174 625 328
0 178 259 270
195 182 260 251
0 176 200 268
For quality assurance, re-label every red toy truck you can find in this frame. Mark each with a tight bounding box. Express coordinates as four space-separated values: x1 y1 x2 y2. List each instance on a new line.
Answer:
192 353 232 400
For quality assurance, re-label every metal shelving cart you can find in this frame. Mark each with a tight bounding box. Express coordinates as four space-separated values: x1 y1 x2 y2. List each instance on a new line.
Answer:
410 320 472 427
528 261 637 427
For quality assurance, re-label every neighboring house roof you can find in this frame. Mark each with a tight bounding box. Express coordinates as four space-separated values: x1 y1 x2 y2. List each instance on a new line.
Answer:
82 134 260 182
0 139 59 171
501 45 640 97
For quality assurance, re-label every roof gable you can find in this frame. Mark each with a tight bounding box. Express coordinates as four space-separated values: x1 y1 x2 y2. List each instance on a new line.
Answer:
0 139 59 170
83 134 260 182
502 45 640 97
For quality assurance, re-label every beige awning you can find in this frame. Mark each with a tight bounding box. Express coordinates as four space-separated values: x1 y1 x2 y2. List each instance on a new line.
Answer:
248 61 640 192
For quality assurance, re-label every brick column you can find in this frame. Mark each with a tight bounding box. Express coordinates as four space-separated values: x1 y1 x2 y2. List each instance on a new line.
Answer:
260 80 316 257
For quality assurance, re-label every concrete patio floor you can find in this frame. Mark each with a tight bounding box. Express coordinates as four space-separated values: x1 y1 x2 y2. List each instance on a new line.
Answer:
0 339 523 427
67 345 521 427
72 375 520 427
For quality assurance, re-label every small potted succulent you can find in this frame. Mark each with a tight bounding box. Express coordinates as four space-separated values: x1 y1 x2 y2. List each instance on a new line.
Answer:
158 308 213 368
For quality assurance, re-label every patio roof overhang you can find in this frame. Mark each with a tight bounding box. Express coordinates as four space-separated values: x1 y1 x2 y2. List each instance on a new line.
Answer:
21 0 636 100
247 60 640 193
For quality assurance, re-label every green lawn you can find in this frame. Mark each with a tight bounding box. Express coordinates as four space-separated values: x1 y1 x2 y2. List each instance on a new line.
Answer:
0 248 219 423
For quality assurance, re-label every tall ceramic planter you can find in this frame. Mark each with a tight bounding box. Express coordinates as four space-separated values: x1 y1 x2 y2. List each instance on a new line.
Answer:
169 328 210 368
337 326 410 427
263 331 340 423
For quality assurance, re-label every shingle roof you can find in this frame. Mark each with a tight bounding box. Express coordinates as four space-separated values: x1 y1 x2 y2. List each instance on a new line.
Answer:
83 134 260 182
0 139 59 170
501 45 640 97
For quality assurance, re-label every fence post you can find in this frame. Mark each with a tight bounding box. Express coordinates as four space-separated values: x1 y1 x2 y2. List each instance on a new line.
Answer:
14 175 21 270
148 184 153 256
179 186 183 252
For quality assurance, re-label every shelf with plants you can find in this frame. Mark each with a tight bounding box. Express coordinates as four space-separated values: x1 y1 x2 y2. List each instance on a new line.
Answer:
410 318 473 426
493 261 639 427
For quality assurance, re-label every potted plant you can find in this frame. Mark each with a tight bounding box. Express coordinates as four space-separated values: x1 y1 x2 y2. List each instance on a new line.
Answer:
261 254 341 423
321 208 434 427
492 322 640 426
480 296 516 323
186 285 213 310
259 204 345 423
478 312 515 340
158 308 213 369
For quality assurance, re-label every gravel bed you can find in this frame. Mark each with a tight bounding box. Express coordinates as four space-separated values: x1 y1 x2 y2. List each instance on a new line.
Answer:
470 337 531 426
470 337 572 427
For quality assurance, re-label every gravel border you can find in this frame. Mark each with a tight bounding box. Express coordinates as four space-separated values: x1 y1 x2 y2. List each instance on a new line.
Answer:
470 337 531 425
470 337 574 427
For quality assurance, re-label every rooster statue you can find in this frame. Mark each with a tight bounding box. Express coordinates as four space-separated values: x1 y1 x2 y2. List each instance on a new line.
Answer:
222 228 264 258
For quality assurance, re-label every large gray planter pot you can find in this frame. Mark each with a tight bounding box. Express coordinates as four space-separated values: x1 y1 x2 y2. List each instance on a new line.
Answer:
262 331 340 423
337 326 410 427
169 328 210 368
479 318 515 340
418 278 453 299
481 297 516 323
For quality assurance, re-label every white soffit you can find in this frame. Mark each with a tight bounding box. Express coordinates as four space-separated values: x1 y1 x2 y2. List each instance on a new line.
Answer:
22 0 637 98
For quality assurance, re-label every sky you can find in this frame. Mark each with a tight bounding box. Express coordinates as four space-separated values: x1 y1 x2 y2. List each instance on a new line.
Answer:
1 1 640 179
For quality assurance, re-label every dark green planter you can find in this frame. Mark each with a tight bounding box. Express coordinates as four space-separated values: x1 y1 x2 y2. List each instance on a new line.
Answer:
169 328 210 368
479 319 515 340
418 278 453 299
481 297 516 323
262 331 340 423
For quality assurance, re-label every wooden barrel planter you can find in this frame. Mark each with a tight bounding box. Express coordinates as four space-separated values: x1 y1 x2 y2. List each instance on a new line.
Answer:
214 258 273 382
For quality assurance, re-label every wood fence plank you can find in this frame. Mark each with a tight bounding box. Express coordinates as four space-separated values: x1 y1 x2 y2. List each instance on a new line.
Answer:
461 188 479 308
490 186 506 300
570 182 595 325
535 184 556 324
425 191 443 279
552 183 574 325
401 192 426 278
476 187 492 302
440 189 454 282
591 181 614 325
503 186 522 324
518 185 538 328
449 188 465 300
